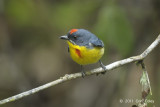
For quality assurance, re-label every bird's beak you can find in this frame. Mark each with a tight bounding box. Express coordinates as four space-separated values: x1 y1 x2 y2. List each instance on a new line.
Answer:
60 35 69 40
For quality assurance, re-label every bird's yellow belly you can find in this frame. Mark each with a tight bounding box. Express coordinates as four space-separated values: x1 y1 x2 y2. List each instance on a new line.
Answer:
67 41 104 65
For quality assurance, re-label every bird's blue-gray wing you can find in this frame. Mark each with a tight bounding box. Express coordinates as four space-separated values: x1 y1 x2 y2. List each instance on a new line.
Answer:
90 38 104 47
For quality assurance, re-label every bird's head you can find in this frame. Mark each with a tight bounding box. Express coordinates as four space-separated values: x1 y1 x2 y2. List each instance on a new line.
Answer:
60 29 93 46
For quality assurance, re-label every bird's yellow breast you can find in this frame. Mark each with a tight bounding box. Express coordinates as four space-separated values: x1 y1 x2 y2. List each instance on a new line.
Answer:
67 41 104 65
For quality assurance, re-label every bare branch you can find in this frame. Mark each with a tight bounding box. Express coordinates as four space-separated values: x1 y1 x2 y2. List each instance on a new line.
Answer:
0 34 160 105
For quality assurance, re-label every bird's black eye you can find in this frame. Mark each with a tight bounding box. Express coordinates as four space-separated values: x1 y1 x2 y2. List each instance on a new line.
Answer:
73 36 77 39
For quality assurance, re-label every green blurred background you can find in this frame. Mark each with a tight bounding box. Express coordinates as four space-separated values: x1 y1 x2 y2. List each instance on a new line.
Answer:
0 0 160 107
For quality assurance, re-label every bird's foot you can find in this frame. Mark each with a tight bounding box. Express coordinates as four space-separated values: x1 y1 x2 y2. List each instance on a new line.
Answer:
96 60 107 76
81 71 86 78
80 65 86 78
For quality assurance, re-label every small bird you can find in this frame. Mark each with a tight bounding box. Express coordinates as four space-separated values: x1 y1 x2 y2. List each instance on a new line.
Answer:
60 29 106 77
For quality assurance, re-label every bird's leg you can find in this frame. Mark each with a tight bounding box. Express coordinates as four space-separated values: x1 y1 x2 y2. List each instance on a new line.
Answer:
80 65 85 78
99 60 107 75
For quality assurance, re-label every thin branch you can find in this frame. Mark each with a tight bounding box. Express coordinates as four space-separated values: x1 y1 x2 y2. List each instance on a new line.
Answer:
0 34 160 105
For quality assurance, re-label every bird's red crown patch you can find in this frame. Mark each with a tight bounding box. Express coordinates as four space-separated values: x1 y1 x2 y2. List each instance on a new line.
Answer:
70 29 78 35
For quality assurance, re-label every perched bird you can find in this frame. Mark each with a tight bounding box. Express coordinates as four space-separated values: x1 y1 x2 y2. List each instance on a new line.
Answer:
60 29 106 77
